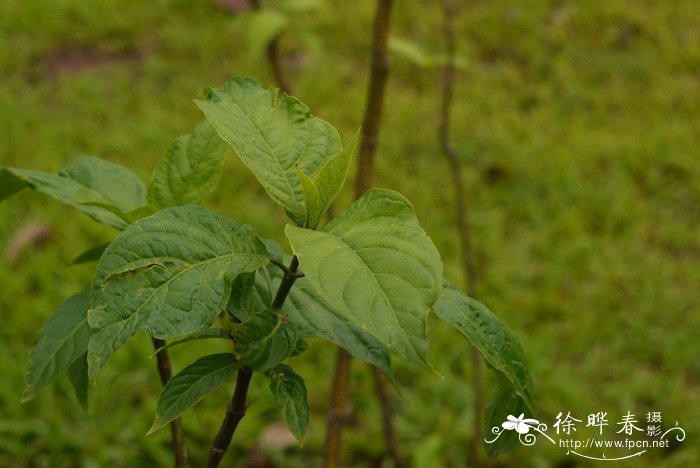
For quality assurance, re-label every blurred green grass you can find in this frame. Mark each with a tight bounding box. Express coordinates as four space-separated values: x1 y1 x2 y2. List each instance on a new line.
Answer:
1 0 698 466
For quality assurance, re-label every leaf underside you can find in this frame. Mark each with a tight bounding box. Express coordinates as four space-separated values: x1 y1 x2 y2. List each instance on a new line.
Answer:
150 353 239 433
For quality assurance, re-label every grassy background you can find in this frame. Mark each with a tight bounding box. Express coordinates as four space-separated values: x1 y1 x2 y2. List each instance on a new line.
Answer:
1 0 698 466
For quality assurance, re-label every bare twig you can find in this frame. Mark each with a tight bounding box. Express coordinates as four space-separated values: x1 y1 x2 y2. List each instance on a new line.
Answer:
250 0 292 93
325 1 400 467
151 338 190 468
438 0 484 463
205 366 253 468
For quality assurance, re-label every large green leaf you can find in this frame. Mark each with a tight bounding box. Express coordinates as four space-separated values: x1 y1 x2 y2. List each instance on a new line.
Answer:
147 121 227 209
483 374 531 456
149 353 238 434
88 205 269 377
195 77 342 226
1 156 146 229
431 284 535 456
22 290 90 402
286 189 443 368
264 364 309 442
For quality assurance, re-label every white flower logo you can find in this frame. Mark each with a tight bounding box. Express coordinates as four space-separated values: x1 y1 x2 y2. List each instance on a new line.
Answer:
502 414 540 434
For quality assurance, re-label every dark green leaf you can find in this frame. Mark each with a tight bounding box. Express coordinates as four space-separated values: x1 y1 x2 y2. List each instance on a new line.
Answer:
232 311 298 371
431 284 536 456
264 364 309 442
67 353 89 410
151 328 231 356
88 205 269 377
22 290 90 402
71 242 111 265
149 353 238 433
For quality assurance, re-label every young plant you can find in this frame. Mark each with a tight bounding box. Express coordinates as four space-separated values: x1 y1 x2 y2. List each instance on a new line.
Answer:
1 77 534 463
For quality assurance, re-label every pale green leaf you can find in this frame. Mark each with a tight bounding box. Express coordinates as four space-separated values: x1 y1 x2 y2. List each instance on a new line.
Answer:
67 353 88 410
1 156 146 229
264 364 309 442
285 189 443 368
147 121 227 209
149 353 238 434
88 205 269 377
195 77 341 226
22 290 90 402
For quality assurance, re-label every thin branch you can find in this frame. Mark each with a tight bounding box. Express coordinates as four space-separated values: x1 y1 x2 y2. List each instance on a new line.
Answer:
325 1 399 467
354 0 394 197
151 338 190 468
204 366 253 468
250 0 292 93
205 257 300 467
438 0 484 463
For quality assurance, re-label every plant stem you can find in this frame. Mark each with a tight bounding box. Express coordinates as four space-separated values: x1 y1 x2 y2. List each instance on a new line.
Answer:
250 0 292 93
438 0 484 463
354 0 394 196
325 1 398 467
205 257 300 467
151 337 190 468
205 366 253 468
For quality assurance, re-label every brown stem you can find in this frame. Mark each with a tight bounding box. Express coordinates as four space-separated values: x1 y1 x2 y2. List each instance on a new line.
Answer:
371 367 406 467
151 337 190 468
355 0 394 197
438 0 484 463
205 257 300 467
325 1 398 467
250 0 292 93
205 366 254 468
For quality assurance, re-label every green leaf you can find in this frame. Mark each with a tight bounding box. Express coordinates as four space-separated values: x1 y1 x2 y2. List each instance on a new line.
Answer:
149 353 238 434
67 353 89 410
147 121 227 209
60 156 146 212
195 77 342 226
298 130 358 229
431 284 535 456
71 242 111 265
88 205 269 377
232 311 298 371
22 290 90 402
1 156 146 229
264 364 309 442
285 189 443 368
151 327 231 357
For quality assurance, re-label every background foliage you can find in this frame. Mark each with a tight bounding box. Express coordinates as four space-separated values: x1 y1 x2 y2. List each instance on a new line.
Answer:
0 0 698 466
